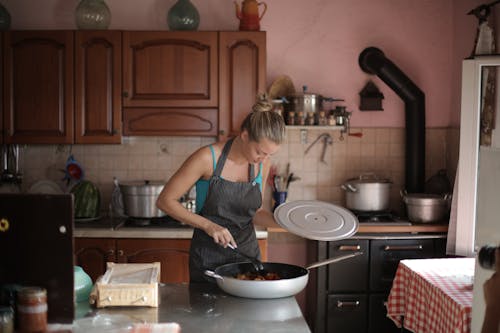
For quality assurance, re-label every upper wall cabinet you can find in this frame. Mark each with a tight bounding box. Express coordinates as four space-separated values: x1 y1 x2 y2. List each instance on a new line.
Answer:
75 31 122 144
3 30 122 144
3 31 74 144
218 32 266 139
122 31 218 108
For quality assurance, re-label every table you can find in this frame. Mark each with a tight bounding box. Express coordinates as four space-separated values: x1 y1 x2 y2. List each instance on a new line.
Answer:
386 258 474 333
74 283 311 333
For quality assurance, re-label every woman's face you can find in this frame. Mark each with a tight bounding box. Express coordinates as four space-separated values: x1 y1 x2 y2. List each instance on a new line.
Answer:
241 131 281 164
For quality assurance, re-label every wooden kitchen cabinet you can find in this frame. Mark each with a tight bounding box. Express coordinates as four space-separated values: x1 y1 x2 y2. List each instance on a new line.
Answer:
122 31 218 136
122 31 218 108
75 31 122 144
3 30 122 144
75 237 268 283
74 238 116 283
3 31 74 144
218 31 266 140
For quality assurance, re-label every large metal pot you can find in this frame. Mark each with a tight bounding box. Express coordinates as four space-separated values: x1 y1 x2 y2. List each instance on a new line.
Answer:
401 191 451 223
205 252 362 299
341 173 392 211
119 180 166 218
285 86 343 121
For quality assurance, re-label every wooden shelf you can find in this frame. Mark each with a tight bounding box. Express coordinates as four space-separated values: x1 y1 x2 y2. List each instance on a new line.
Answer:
286 125 344 130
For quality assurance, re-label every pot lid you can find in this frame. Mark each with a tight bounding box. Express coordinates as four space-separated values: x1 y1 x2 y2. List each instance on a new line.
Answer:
274 200 358 241
345 173 392 184
119 180 165 195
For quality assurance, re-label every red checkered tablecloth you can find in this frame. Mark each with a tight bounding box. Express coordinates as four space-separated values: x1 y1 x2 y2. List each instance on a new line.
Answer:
387 257 475 333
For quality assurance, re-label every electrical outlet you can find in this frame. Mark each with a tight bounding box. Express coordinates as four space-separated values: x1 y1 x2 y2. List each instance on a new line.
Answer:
300 129 308 144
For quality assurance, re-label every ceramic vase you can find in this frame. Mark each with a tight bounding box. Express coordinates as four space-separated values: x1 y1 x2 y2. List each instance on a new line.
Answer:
75 0 111 30
0 3 11 31
167 0 200 31
74 266 93 303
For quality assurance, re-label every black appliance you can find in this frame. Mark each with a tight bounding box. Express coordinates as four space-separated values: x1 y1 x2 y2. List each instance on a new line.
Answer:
119 215 191 229
351 210 411 226
0 193 74 323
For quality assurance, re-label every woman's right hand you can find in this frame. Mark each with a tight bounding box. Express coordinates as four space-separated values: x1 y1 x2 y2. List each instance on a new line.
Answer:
204 222 237 248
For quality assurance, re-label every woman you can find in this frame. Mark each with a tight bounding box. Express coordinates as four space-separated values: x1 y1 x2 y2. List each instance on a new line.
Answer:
156 96 286 282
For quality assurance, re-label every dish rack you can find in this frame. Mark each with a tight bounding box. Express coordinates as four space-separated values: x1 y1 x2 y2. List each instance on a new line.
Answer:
90 262 160 308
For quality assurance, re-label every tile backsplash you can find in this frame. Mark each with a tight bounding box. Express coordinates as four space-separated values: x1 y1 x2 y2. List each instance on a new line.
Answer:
19 127 459 216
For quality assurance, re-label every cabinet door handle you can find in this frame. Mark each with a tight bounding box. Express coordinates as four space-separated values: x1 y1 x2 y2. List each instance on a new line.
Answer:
107 249 115 256
123 91 129 98
338 245 361 251
337 300 360 308
117 249 124 256
384 245 423 251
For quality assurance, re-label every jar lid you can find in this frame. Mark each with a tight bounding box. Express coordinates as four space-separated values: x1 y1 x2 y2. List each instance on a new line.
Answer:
18 286 47 300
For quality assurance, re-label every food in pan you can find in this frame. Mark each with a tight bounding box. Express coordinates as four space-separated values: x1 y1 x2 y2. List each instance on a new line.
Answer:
235 272 281 281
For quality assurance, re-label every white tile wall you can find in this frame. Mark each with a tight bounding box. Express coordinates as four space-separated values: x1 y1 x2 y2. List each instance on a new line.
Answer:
19 128 458 215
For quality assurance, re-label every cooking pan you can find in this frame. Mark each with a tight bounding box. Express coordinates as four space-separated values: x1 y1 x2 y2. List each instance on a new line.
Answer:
204 252 362 299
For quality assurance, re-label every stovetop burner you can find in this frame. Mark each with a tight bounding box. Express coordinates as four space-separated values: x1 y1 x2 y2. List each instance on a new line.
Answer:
122 215 191 228
350 210 412 225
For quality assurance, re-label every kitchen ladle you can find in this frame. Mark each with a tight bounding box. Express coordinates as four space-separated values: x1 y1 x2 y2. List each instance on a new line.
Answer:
227 244 265 272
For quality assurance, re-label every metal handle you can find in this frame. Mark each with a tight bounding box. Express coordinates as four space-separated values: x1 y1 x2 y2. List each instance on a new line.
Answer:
123 91 129 98
337 300 360 308
117 249 124 256
204 270 224 281
339 245 361 251
384 245 423 251
341 183 358 193
306 252 363 270
107 249 115 256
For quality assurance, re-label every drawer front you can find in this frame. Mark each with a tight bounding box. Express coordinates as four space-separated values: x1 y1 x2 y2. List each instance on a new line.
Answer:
327 294 368 333
370 239 434 291
368 293 400 333
328 239 369 292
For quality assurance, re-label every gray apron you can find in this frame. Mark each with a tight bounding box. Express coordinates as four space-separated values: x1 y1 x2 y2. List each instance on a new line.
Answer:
189 138 262 282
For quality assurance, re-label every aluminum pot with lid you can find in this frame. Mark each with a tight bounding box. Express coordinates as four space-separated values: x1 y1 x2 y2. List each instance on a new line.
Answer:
285 86 343 119
119 180 166 218
341 173 392 211
401 191 451 223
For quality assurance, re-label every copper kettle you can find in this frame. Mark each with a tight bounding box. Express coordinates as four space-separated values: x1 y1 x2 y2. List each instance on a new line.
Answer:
234 0 267 31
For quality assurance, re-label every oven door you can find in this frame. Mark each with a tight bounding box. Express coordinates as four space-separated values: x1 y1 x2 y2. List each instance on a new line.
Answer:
369 239 434 291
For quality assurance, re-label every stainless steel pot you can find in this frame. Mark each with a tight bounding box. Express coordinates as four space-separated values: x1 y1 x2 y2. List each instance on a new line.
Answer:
285 86 343 120
205 252 362 299
401 191 451 223
119 180 166 218
341 173 392 211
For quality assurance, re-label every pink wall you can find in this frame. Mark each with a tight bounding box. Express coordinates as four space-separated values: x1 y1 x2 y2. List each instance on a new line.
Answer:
1 0 486 127
2 0 480 127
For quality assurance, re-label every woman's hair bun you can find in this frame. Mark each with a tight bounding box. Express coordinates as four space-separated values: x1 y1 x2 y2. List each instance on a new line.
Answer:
252 93 273 112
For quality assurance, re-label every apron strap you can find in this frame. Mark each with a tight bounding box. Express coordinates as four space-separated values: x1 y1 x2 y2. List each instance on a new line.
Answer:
213 138 234 177
214 137 255 182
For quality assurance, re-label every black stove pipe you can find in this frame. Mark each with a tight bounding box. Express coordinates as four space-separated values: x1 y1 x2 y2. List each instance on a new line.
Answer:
358 47 425 193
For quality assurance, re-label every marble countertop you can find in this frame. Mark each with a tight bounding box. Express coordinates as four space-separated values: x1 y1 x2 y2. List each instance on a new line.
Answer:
73 216 268 239
72 283 311 333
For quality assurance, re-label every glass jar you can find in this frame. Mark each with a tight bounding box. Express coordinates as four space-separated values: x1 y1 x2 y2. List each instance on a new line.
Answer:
0 307 14 333
271 99 284 117
296 111 305 126
167 0 200 31
306 112 315 125
75 0 111 30
17 287 47 333
286 111 296 125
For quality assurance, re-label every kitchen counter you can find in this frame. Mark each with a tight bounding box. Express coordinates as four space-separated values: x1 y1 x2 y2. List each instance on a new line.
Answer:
74 217 268 239
268 223 449 235
72 283 311 333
